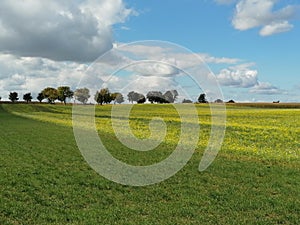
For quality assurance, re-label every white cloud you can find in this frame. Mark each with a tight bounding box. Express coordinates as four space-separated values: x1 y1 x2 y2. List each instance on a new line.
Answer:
0 41 284 102
259 21 293 36
76 42 226 102
128 61 179 77
0 0 135 62
249 82 284 95
112 75 178 95
217 63 258 88
232 0 298 36
116 43 240 68
0 54 87 100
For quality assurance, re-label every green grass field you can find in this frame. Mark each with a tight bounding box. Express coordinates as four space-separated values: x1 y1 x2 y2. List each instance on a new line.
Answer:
0 103 299 224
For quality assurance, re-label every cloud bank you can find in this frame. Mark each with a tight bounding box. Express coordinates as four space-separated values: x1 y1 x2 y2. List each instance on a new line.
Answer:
0 54 87 99
0 0 135 62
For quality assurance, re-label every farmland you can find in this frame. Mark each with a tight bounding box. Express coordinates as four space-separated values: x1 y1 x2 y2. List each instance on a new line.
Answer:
0 103 299 224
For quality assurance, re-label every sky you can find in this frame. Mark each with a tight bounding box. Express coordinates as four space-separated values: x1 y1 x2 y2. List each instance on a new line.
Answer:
0 0 299 102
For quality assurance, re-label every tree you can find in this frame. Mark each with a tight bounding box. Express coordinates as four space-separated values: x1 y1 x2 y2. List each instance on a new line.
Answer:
214 99 223 103
198 93 208 103
136 93 146 104
9 92 19 103
182 99 193 103
37 92 44 103
146 91 164 103
42 87 58 104
74 88 90 104
95 88 112 105
110 92 117 103
163 90 178 103
0 96 2 101
112 92 124 104
132 92 145 103
127 91 145 104
23 93 32 103
227 99 235 103
127 91 135 103
57 86 74 105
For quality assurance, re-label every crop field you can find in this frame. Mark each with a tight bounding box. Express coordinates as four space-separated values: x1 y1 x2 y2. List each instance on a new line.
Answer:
0 103 299 224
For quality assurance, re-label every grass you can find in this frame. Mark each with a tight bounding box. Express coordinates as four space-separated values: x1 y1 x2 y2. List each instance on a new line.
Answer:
0 103 299 224
226 102 300 109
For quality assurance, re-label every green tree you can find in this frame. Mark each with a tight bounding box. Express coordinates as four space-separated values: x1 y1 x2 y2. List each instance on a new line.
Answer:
42 87 58 104
74 88 90 104
9 92 19 103
23 93 33 103
198 93 208 103
95 88 112 105
57 86 74 105
114 93 124 104
146 91 164 103
109 92 124 104
163 90 178 103
182 99 193 103
128 91 145 104
137 93 146 104
110 92 117 103
214 99 223 103
37 92 44 103
127 91 135 103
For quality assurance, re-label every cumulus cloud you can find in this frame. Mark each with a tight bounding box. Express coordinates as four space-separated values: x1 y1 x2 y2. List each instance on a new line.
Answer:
0 40 280 102
259 21 293 36
249 82 284 95
76 42 228 102
0 0 135 62
0 54 87 99
0 40 237 101
128 61 179 77
106 74 179 96
217 63 258 88
231 0 299 36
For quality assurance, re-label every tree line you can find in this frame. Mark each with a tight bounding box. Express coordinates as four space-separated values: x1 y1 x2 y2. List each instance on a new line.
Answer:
0 86 233 104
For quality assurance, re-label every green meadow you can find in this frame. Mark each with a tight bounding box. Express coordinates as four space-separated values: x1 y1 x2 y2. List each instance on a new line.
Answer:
0 103 299 224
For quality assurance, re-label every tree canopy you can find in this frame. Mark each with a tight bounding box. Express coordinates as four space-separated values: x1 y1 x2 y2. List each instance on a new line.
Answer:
182 99 193 103
42 87 58 104
9 92 19 103
146 90 178 103
163 90 178 103
198 93 208 103
214 99 223 103
127 91 135 103
146 91 164 103
74 88 90 104
127 91 145 103
112 92 124 104
37 92 44 103
23 93 33 103
95 88 112 105
57 86 74 104
136 94 146 104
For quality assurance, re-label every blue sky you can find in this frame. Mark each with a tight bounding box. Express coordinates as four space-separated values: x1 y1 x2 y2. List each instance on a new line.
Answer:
114 0 300 102
0 0 299 102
